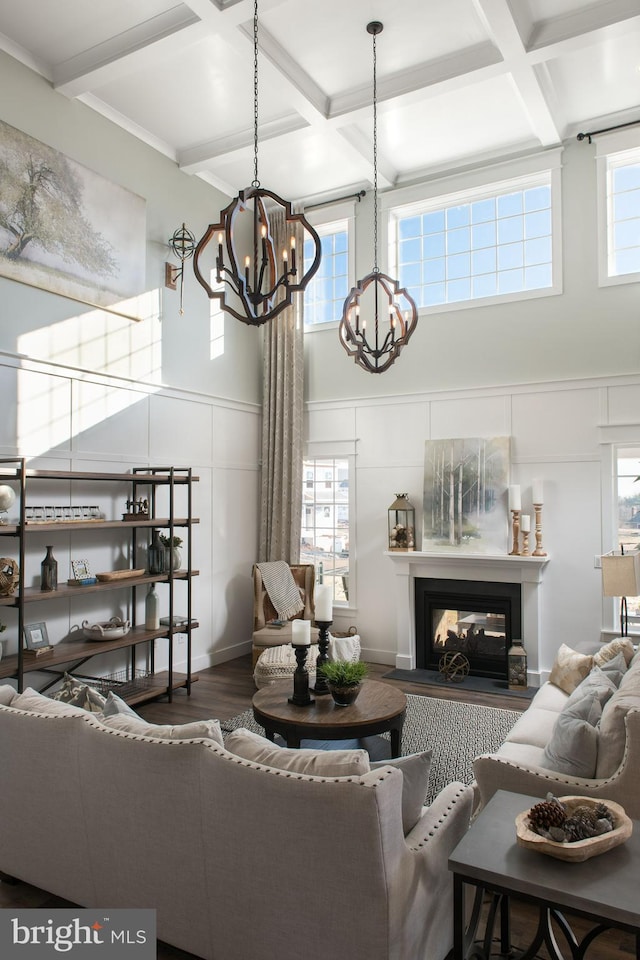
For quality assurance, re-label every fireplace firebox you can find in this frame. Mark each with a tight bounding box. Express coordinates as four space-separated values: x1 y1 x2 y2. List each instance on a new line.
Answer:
415 578 522 680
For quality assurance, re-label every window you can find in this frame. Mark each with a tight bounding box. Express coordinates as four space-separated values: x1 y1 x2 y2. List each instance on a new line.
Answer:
614 446 640 622
604 147 640 281
304 219 349 326
300 457 350 606
390 172 556 309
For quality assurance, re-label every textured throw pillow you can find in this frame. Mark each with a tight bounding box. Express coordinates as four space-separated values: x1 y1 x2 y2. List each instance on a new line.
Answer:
371 750 432 834
225 727 370 777
548 643 594 694
593 637 635 669
51 673 106 713
540 694 602 777
12 687 89 717
101 690 141 719
100 712 224 745
0 684 16 707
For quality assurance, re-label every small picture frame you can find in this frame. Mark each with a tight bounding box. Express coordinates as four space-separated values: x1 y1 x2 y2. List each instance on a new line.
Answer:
71 559 92 581
24 621 50 650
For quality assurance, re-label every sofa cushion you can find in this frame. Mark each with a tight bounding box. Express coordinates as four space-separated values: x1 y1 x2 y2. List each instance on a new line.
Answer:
596 656 640 778
527 682 568 713
51 673 106 713
225 727 370 777
540 694 601 777
12 687 89 717
100 712 224 745
548 643 594 694
495 740 548 768
0 684 16 706
504 707 561 749
371 750 432 834
593 637 635 669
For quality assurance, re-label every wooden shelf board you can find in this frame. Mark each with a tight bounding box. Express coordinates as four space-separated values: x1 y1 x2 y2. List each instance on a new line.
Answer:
0 469 199 483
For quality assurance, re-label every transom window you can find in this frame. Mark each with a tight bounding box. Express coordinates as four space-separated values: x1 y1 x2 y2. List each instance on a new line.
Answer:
391 173 554 309
304 219 349 326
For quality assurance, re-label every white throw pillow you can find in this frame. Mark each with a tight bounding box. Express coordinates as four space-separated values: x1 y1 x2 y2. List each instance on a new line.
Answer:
371 750 432 834
593 637 635 669
540 694 601 777
0 684 17 706
12 687 88 717
225 727 370 777
100 712 224 745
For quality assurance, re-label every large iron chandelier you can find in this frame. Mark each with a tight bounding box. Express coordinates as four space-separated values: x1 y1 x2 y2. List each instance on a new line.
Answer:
339 22 418 373
192 0 322 326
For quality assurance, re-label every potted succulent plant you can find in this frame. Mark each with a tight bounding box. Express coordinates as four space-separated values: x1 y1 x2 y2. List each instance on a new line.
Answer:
319 659 368 707
159 534 183 570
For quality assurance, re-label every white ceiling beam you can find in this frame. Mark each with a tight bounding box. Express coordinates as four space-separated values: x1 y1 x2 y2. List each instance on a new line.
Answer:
337 126 395 190
178 115 310 171
528 0 640 51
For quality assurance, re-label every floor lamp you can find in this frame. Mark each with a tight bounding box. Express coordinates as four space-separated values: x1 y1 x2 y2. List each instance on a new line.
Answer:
601 550 640 637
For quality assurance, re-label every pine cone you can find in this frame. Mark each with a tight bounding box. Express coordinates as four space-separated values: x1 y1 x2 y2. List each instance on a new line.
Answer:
564 815 596 841
528 798 566 831
570 804 599 827
594 802 613 825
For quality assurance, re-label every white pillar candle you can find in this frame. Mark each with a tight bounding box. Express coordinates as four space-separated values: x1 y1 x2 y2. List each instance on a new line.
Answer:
521 514 531 532
508 485 521 512
532 479 544 504
315 584 333 621
291 619 311 646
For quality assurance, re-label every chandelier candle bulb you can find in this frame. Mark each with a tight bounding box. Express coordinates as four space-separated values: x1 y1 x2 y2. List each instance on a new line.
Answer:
533 479 544 504
315 584 333 622
508 485 521 512
291 619 311 646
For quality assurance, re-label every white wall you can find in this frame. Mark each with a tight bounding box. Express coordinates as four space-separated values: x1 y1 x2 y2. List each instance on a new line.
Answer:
0 51 262 676
305 138 640 680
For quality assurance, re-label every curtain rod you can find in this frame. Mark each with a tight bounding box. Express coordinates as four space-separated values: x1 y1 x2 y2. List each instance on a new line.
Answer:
305 190 366 212
577 118 640 144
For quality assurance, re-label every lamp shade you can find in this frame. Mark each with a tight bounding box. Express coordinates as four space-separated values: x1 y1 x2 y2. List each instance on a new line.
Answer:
601 552 640 597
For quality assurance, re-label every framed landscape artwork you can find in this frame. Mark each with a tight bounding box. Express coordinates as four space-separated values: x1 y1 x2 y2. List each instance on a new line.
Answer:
0 119 146 320
422 437 510 554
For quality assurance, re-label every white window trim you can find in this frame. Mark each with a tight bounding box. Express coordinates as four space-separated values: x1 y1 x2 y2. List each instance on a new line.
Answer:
596 128 640 288
303 201 356 332
383 148 563 314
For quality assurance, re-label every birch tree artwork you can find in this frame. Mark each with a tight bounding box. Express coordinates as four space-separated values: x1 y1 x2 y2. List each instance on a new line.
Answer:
422 437 510 553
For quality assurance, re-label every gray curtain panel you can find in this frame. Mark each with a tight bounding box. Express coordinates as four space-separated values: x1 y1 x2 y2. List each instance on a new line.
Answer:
258 210 304 562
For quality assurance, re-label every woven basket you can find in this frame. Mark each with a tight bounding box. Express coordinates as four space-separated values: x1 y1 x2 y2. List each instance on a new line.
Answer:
0 558 19 596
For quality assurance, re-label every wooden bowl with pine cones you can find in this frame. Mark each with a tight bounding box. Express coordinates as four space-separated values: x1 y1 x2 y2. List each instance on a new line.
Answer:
515 795 632 862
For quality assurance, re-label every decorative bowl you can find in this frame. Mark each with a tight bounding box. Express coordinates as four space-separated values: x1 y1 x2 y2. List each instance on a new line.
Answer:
82 617 131 641
515 795 632 862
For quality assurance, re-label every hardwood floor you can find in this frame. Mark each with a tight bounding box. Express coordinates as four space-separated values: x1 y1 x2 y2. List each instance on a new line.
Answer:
1 657 635 960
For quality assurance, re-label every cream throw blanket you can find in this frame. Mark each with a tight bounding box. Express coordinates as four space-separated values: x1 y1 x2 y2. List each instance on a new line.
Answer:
257 561 304 621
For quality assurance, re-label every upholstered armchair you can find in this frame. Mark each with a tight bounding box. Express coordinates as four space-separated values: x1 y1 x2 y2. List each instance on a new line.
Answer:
251 563 319 666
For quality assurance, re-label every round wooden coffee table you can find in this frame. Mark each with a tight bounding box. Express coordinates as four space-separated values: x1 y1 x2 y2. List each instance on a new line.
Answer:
252 679 407 757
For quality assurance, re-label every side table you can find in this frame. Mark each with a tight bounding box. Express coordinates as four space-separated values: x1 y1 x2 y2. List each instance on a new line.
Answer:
449 790 640 960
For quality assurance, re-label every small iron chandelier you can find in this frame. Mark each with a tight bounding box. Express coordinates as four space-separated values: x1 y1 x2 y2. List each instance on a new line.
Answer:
193 0 322 326
339 22 418 373
166 223 196 315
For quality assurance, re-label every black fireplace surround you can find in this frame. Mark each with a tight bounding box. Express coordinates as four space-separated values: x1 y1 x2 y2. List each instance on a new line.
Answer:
415 578 522 680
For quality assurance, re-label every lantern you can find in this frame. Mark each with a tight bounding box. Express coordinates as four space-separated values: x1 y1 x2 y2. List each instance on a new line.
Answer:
508 640 528 690
388 494 415 552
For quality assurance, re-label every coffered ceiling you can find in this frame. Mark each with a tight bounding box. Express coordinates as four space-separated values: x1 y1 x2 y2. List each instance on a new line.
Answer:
0 0 638 203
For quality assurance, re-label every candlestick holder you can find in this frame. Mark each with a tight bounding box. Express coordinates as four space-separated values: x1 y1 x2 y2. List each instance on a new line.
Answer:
521 529 530 556
312 620 332 694
288 645 315 706
532 503 547 556
509 510 521 556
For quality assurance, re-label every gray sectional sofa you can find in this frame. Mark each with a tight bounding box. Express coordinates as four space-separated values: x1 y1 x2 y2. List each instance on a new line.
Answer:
473 640 640 818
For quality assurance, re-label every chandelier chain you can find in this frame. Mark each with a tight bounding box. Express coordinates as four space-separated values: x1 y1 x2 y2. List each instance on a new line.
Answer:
372 28 379 273
252 0 260 188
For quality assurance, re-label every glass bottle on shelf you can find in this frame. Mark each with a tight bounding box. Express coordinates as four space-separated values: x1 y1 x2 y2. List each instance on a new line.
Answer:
145 583 159 630
40 545 58 591
147 529 165 575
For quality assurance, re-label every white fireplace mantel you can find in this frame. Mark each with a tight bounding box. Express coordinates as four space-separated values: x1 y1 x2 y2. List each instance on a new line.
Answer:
385 550 549 682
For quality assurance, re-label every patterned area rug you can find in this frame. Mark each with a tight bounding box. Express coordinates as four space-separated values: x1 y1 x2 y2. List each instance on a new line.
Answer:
221 693 521 806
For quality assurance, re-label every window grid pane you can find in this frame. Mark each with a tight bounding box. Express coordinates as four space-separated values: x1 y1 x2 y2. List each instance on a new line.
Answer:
610 157 640 276
301 458 349 605
396 179 553 308
304 224 349 325
616 448 640 617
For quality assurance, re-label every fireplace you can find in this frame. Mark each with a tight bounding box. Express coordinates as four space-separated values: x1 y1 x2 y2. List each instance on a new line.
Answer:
415 578 522 680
